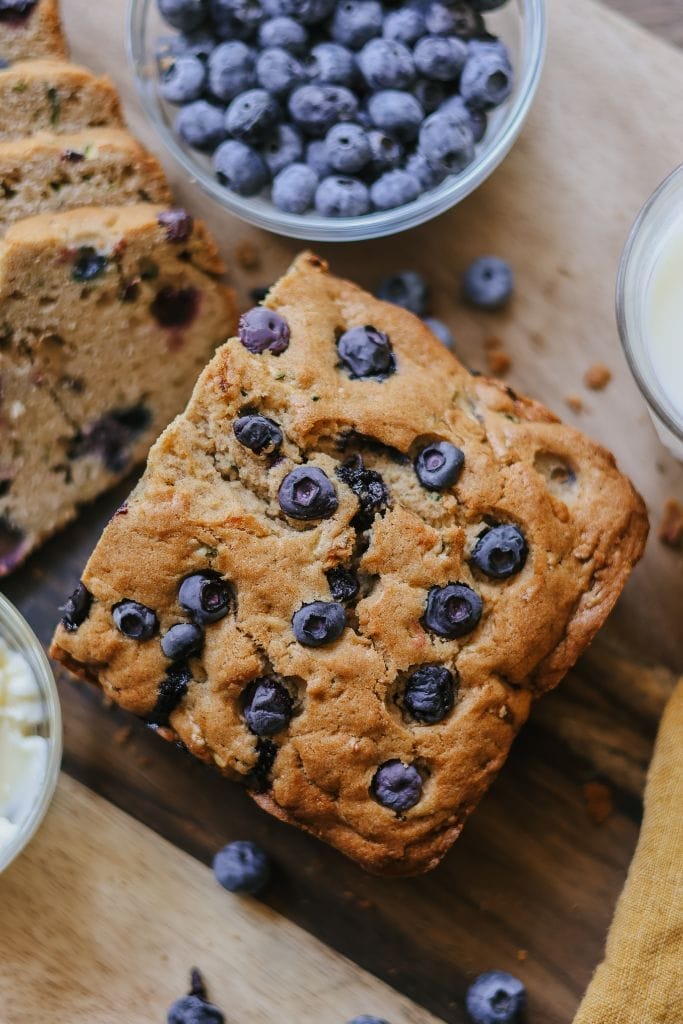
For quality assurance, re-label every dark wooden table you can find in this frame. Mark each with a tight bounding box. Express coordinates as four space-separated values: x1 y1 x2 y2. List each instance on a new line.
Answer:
2 2 682 1023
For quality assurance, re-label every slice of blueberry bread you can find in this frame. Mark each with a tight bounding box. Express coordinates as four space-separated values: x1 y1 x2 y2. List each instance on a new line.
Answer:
0 59 123 141
0 203 236 572
0 129 172 232
0 0 67 65
50 252 648 875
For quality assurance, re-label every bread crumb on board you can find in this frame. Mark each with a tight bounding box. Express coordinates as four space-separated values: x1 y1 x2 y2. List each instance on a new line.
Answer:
583 781 614 824
235 240 261 271
565 393 584 413
584 363 612 390
659 498 683 549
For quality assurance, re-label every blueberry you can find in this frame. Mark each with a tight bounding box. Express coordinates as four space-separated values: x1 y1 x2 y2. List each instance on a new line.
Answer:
365 130 403 175
261 122 303 176
425 1 484 38
348 1018 390 1024
418 111 475 175
213 139 269 196
292 600 346 646
233 414 283 453
0 0 37 20
160 54 206 103
358 38 414 90
462 256 514 309
405 151 447 190
371 761 422 812
315 175 370 217
278 466 338 520
305 139 332 178
289 84 358 137
465 971 526 1024
215 0 266 29
225 88 280 143
256 46 305 95
324 123 370 174
423 316 454 350
173 30 216 61
326 567 359 604
414 34 468 82
330 0 382 49
249 737 278 790
468 0 509 10
272 162 318 213
423 583 482 638
213 840 271 894
377 271 428 316
208 0 253 40
113 600 159 640
367 90 424 142
336 454 389 523
151 286 200 328
403 665 454 723
158 208 194 243
307 42 356 87
337 324 395 379
243 677 293 735
178 570 233 624
161 622 204 660
168 993 224 1024
175 100 227 150
413 77 446 114
158 0 207 32
439 94 487 143
471 524 528 580
263 0 335 25
208 41 256 102
460 41 513 110
258 15 307 53
415 440 465 490
371 169 420 211
60 582 92 633
72 247 107 282
238 306 290 353
383 6 424 44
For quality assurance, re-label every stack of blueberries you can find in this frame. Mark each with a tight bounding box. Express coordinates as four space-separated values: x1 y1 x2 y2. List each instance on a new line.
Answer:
157 0 513 216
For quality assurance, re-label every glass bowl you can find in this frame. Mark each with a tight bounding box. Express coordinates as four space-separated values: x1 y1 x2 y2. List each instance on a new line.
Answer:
0 592 62 874
128 0 547 242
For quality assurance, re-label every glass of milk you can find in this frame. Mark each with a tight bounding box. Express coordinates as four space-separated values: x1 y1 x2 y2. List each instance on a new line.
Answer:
617 164 683 461
0 592 62 872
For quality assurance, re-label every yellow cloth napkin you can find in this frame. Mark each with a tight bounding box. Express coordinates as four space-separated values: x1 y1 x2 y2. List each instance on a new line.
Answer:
573 678 683 1024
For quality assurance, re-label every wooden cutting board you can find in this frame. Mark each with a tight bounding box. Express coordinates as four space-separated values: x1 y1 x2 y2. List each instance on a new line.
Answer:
1 1 682 1023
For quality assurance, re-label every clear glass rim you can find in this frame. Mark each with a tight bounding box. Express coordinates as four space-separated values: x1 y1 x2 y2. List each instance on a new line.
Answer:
616 163 683 443
127 0 547 242
0 592 62 874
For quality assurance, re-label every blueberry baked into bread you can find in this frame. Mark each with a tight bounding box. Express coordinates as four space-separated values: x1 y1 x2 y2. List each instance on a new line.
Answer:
0 0 67 65
51 253 648 875
0 204 236 573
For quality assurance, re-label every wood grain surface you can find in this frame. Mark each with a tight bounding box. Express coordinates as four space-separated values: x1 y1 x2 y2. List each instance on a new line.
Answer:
1 1 682 1023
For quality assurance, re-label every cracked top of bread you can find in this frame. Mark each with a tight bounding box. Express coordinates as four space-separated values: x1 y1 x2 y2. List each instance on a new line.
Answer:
50 252 648 875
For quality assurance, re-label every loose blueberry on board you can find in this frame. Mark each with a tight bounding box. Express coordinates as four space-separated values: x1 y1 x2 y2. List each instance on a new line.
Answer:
278 466 339 520
161 622 204 660
207 41 256 102
225 88 280 143
292 601 346 646
337 325 395 379
460 40 514 110
372 760 423 812
167 968 225 1024
326 566 360 604
465 971 526 1024
336 454 389 523
367 90 424 142
256 46 305 96
158 208 194 242
330 0 383 49
315 175 370 217
383 6 424 45
158 0 207 33
175 100 226 151
113 600 159 640
358 38 415 90
243 677 293 735
471 524 528 579
233 414 283 454
423 583 483 638
151 286 200 328
262 122 304 176
371 169 420 210
403 665 455 724
213 840 271 895
418 110 475 175
71 247 107 283
160 54 206 104
415 440 465 490
238 306 290 353
324 122 371 174
307 41 356 87
377 270 429 316
178 571 232 624
258 16 308 54
423 316 455 349
60 582 92 633
272 162 318 213
462 256 514 309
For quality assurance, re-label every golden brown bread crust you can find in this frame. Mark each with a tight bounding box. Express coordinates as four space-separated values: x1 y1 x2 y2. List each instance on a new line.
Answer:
50 252 648 875
0 0 67 63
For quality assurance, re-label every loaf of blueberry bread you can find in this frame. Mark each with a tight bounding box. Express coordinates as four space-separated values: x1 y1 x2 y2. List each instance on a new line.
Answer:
0 0 67 65
0 60 123 140
0 129 172 231
0 203 236 573
50 252 648 875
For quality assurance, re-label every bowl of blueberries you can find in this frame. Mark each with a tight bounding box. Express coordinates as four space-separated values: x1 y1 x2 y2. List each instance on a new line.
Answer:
128 0 546 241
